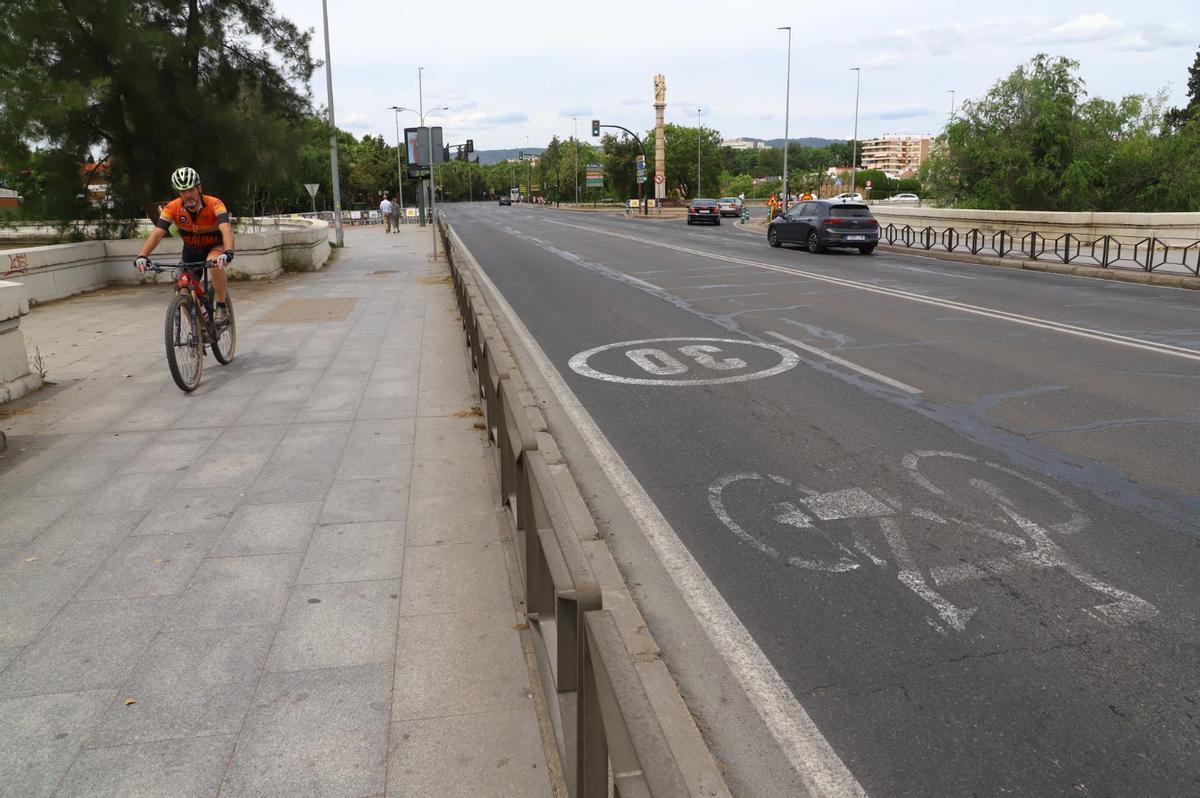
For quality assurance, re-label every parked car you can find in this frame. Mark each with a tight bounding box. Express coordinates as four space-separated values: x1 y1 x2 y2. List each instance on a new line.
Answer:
498 196 511 206
687 198 721 225
885 193 920 202
766 199 879 254
717 196 743 217
831 192 864 203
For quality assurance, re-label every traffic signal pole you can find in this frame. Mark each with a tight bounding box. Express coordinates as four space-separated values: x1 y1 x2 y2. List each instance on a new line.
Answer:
595 122 649 215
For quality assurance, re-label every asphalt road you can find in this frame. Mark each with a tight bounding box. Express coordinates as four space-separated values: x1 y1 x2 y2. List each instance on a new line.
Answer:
443 201 1200 797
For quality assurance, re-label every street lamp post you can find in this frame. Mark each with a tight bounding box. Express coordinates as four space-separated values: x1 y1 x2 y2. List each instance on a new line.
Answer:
946 89 956 120
850 67 861 196
572 117 579 204
387 106 406 223
778 26 792 211
320 0 343 247
696 108 703 198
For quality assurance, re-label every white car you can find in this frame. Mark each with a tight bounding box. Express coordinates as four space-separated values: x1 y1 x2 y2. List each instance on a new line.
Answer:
886 193 920 202
831 192 864 202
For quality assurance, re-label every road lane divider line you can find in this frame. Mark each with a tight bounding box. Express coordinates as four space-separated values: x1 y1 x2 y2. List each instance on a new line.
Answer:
767 331 924 395
462 228 869 798
538 218 1200 363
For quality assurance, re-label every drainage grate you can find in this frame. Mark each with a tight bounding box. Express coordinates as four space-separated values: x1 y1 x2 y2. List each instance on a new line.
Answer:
257 298 359 323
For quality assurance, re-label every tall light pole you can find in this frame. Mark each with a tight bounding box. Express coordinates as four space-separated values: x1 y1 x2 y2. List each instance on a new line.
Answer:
525 135 532 199
387 106 406 222
946 89 956 120
778 26 792 211
696 107 703 198
850 67 861 196
572 117 579 204
320 0 343 247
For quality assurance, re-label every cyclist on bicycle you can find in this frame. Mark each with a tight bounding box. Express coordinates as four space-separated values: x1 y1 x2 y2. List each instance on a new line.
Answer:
134 167 234 322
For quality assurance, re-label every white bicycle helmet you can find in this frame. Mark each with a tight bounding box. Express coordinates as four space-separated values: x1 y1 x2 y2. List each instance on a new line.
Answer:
171 166 201 191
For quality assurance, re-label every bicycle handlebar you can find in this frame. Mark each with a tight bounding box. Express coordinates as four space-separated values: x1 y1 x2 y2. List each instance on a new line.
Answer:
140 259 218 273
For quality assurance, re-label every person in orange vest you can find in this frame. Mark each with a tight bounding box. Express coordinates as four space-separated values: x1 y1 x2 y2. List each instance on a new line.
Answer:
767 193 780 220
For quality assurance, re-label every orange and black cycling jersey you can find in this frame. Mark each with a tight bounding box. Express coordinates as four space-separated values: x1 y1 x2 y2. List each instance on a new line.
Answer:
156 195 231 251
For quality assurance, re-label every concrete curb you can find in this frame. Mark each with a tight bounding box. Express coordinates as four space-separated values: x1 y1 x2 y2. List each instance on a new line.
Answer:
440 219 731 797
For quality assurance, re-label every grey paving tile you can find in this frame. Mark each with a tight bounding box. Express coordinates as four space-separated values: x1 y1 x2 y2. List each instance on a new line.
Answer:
406 492 500 547
0 596 173 698
245 464 337 505
355 395 418 420
210 501 320 557
335 444 412 482
27 454 131 497
391 610 529 721
220 664 390 797
409 453 491 498
348 417 416 448
88 624 274 746
319 478 408 525
0 689 115 798
266 579 399 672
398 541 510 617
76 533 215 601
132 487 242 537
231 401 303 427
66 472 179 517
296 522 405 585
215 423 290 451
387 709 550 797
170 553 301 630
56 735 235 798
180 446 272 488
21 510 137 550
0 494 78 545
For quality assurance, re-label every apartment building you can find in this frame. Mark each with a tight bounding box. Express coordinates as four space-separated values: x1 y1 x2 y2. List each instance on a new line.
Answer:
721 138 768 150
859 134 933 176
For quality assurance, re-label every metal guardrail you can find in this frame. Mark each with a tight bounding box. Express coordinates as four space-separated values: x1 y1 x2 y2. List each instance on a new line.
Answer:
441 218 692 797
879 223 1200 277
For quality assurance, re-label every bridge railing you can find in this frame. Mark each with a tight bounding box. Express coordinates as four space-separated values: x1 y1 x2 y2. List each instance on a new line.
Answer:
440 216 701 797
880 224 1200 277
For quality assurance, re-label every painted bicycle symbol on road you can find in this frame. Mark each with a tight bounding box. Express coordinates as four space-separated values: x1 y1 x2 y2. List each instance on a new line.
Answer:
709 450 1157 633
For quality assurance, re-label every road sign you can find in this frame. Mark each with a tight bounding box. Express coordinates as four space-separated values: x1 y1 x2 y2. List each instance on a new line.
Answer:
866 180 873 189
586 163 604 188
303 183 319 197
835 176 843 187
654 174 665 184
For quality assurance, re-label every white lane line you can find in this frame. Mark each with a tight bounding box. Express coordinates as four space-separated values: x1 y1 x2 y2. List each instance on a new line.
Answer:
465 250 868 798
767 331 923 395
539 217 1200 363
898 265 976 280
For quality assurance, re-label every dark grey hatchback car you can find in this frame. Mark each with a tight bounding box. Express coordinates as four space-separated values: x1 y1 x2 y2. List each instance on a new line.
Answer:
767 199 879 254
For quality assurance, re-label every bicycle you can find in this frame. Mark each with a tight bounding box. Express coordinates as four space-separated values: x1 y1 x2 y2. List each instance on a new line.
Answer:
141 259 236 392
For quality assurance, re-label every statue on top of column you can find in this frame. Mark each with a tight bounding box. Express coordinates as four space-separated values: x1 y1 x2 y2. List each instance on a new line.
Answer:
654 74 666 105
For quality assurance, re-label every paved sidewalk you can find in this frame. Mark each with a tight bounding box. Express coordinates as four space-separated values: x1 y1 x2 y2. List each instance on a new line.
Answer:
0 225 554 796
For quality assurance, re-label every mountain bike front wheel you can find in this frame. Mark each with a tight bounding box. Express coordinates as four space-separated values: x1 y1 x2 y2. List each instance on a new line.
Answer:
165 294 204 392
211 295 236 365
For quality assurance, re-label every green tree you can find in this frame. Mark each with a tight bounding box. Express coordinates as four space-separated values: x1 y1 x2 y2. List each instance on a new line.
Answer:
0 0 315 222
1164 45 1200 132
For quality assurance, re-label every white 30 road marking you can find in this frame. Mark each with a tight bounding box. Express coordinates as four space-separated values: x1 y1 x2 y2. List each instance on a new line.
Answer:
466 253 867 796
540 217 1200 363
569 337 800 386
766 331 923 394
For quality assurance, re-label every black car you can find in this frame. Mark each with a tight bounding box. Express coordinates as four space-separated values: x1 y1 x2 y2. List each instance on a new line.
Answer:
687 198 721 225
767 199 879 254
498 196 512 206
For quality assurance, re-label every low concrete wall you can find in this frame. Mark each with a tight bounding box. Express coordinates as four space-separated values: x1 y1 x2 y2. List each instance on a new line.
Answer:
0 217 331 305
870 207 1200 243
0 280 42 404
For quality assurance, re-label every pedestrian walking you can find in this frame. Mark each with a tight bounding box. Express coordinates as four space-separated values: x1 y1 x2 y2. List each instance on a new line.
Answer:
389 195 401 231
379 195 393 233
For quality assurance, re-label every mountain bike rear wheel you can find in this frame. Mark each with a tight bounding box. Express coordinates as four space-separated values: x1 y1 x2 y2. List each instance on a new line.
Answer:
211 295 236 365
165 294 204 392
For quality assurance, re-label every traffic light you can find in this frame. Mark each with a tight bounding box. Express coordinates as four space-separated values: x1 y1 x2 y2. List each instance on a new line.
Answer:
591 119 600 137
466 139 474 154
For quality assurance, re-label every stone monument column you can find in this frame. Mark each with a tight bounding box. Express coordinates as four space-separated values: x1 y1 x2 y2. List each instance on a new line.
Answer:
653 74 667 200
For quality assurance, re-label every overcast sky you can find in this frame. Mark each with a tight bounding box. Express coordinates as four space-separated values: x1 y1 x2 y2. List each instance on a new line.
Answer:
274 0 1199 150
